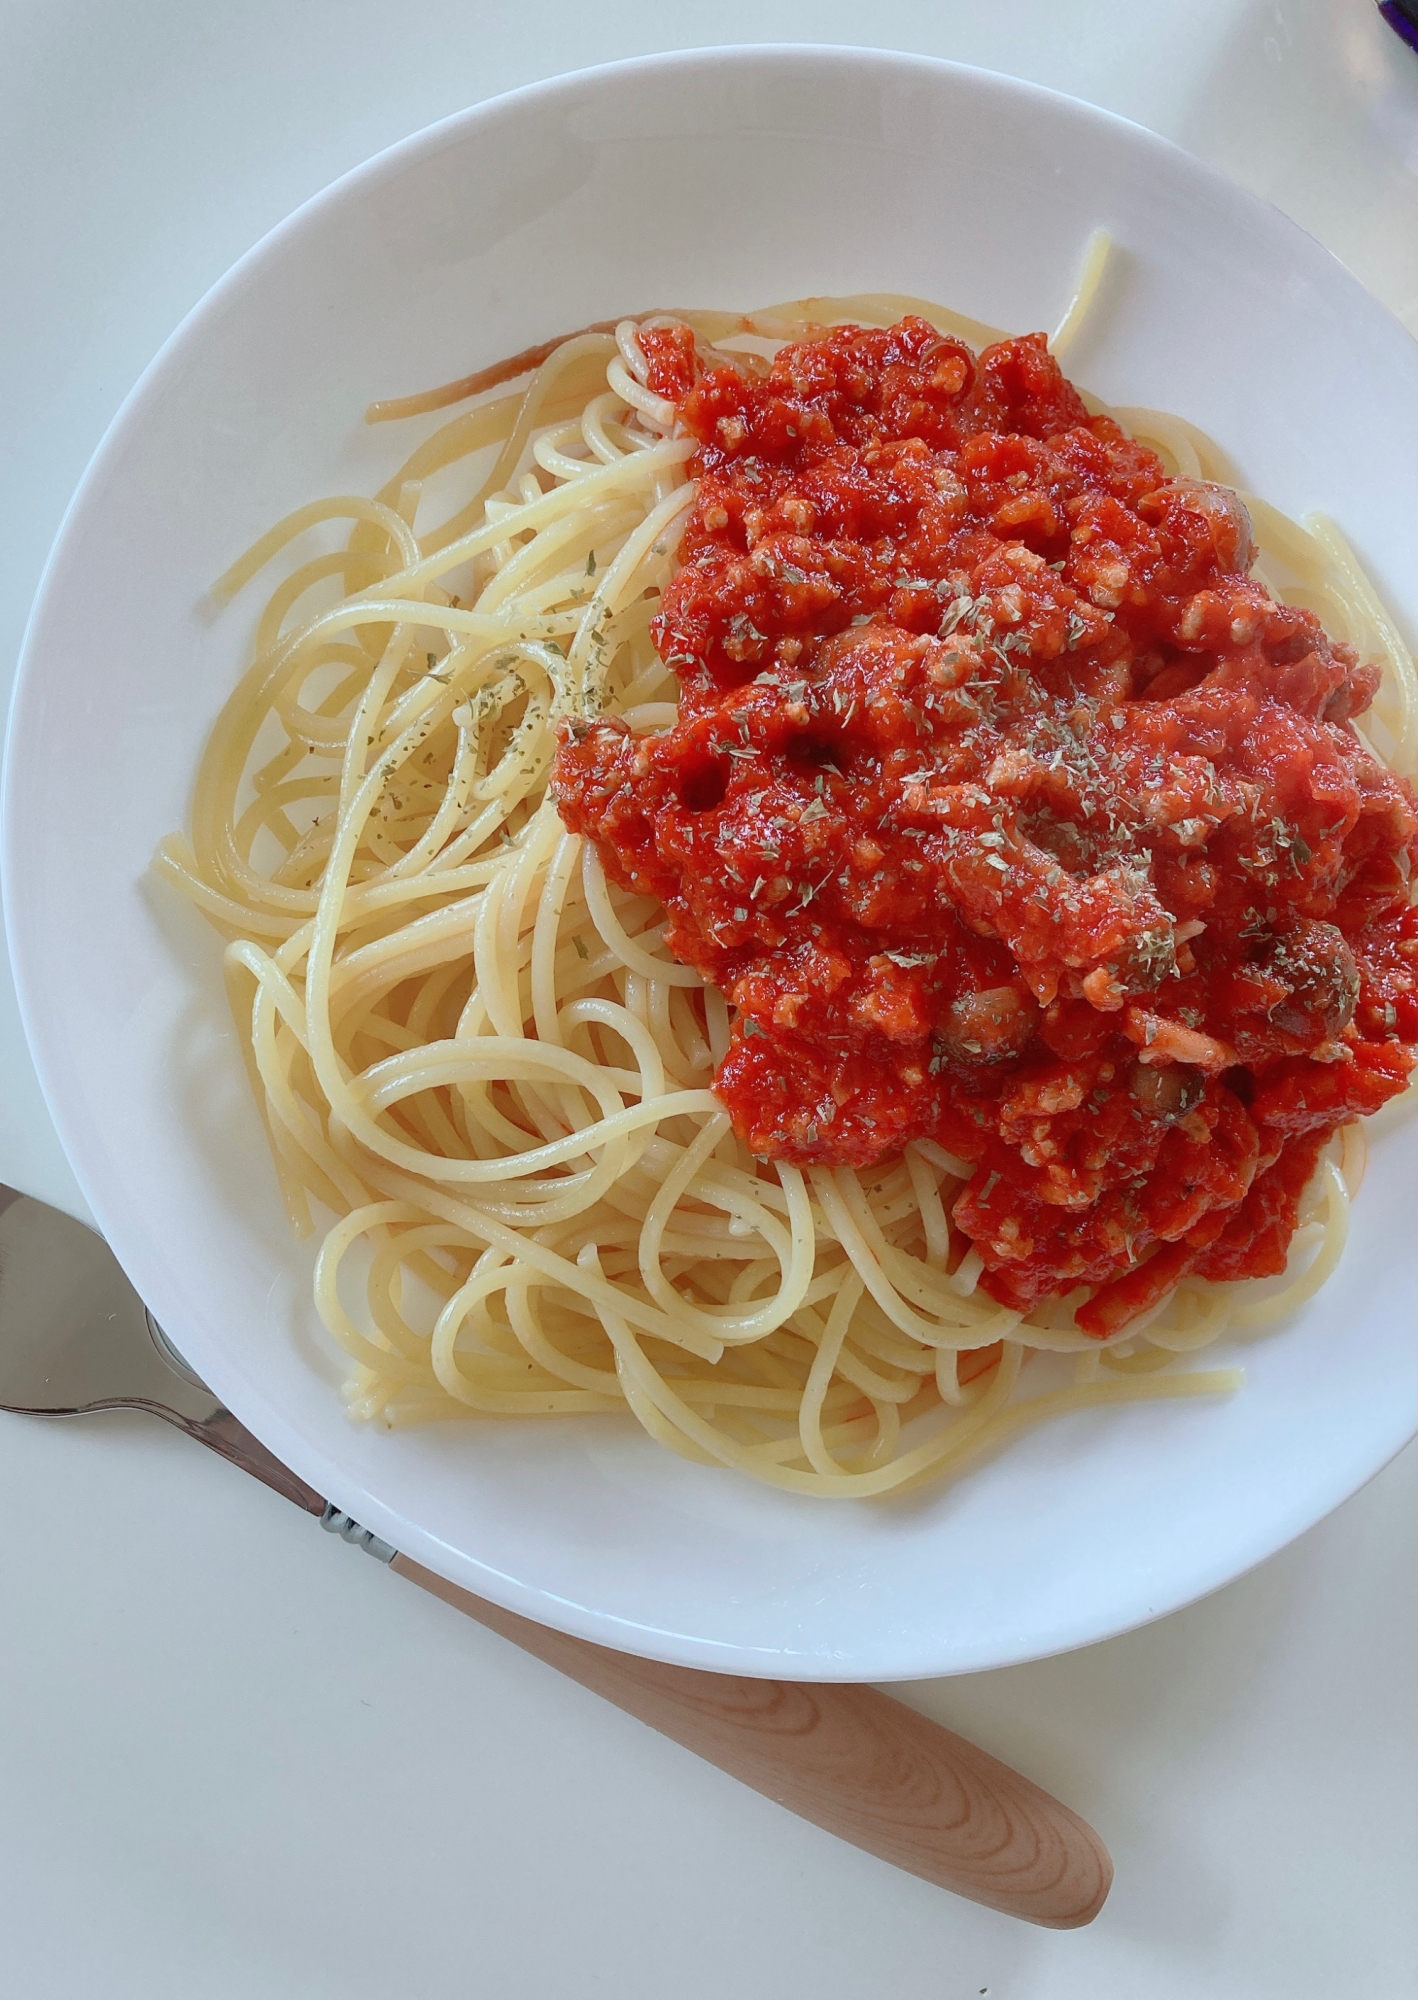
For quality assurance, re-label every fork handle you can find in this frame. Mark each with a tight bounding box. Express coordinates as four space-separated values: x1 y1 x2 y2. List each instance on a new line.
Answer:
390 1552 1111 1928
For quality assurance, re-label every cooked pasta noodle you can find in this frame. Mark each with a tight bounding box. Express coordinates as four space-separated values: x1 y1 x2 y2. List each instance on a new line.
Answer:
154 243 1416 1497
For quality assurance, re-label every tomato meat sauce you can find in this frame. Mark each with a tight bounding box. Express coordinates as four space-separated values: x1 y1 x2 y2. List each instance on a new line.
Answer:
552 318 1418 1333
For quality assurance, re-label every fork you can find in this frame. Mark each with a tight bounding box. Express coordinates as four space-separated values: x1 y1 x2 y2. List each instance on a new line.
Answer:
0 1182 1111 1927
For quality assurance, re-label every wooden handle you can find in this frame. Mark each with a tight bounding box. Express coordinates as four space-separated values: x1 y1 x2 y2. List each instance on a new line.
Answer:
390 1553 1111 1927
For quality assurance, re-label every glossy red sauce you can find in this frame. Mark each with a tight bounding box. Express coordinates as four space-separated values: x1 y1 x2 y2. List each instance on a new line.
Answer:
552 318 1418 1331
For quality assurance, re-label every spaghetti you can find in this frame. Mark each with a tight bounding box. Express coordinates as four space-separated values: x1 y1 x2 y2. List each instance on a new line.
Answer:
155 256 1418 1498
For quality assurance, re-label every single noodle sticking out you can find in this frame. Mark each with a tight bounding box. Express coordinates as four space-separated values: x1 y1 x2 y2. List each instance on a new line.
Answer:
552 319 1418 1335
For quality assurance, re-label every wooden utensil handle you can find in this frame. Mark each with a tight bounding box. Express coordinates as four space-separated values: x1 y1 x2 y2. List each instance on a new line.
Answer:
391 1553 1111 1928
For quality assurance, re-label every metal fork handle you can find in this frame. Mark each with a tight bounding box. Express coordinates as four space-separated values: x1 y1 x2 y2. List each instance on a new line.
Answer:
150 1396 329 1515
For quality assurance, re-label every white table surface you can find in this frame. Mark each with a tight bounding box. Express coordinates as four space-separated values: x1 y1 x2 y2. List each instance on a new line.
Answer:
1 3 1414 1992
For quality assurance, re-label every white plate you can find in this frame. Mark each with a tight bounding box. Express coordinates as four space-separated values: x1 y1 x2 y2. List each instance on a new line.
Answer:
4 47 1415 1680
